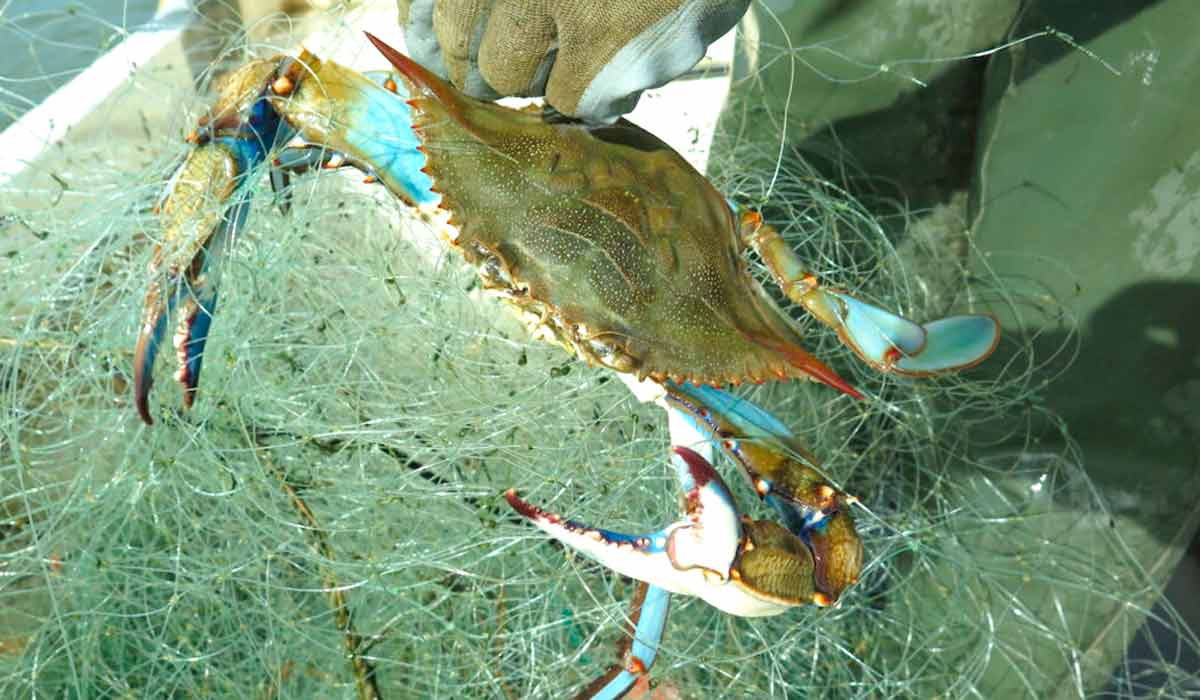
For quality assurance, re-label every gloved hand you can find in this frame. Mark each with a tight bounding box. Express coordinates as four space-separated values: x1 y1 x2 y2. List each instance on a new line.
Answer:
396 0 749 122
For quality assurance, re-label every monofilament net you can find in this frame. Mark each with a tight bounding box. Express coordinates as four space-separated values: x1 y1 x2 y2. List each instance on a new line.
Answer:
2 4 1198 699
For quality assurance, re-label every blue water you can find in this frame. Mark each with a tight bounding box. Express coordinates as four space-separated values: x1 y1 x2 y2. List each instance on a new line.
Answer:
0 0 157 130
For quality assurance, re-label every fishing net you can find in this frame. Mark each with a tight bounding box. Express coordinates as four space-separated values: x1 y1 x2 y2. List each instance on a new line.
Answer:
2 2 1198 698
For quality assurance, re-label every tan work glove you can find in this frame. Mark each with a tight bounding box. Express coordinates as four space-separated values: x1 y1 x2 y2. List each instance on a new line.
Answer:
397 0 749 122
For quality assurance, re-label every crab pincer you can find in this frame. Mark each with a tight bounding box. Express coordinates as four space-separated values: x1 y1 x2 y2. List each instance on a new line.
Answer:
133 44 440 424
134 66 287 423
507 445 827 698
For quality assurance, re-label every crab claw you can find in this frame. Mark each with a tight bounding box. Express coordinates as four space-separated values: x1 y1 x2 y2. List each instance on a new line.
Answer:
801 288 1000 376
135 63 288 424
135 45 451 424
662 382 863 603
510 442 825 698
508 446 822 619
507 446 741 598
135 144 245 424
796 503 863 605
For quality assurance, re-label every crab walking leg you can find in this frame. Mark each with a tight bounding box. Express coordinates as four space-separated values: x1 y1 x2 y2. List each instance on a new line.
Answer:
575 582 671 700
738 210 1001 376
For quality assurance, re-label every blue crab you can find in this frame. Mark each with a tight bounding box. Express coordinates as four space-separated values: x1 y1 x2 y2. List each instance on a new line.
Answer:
133 33 999 699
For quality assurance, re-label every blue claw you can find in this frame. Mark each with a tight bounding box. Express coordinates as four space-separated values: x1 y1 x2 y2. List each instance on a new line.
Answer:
504 448 742 594
134 169 254 424
661 383 863 603
509 446 827 697
134 305 169 425
134 76 280 424
507 445 821 620
174 288 218 411
806 289 999 377
892 314 1001 375
823 290 927 361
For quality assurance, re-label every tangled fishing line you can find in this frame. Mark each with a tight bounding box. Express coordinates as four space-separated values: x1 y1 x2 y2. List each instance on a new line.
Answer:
1 4 1197 698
